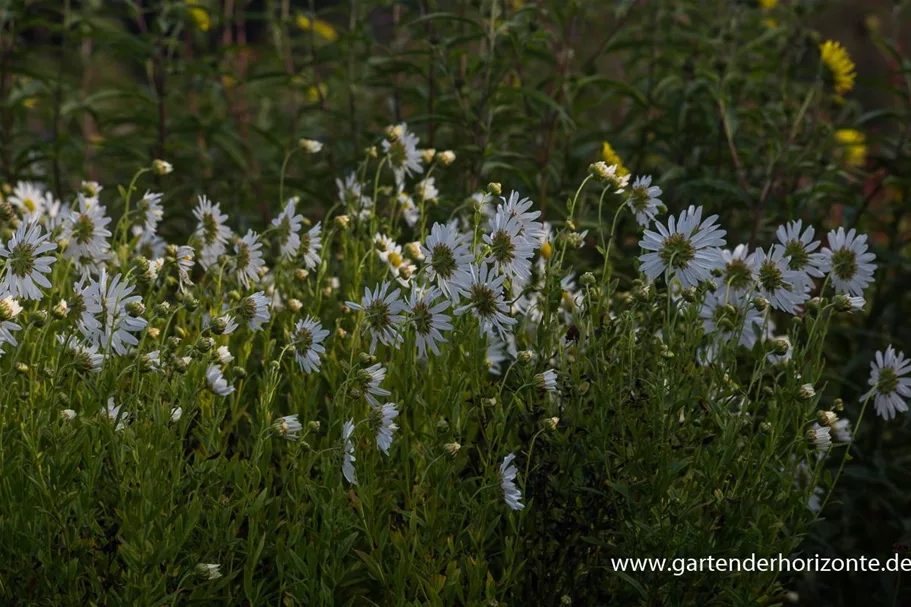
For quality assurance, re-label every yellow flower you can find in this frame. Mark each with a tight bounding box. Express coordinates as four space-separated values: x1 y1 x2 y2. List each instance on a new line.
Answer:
22 97 38 109
819 40 856 96
296 14 338 42
601 141 629 177
185 0 210 32
834 129 866 167
306 83 328 103
758 0 777 9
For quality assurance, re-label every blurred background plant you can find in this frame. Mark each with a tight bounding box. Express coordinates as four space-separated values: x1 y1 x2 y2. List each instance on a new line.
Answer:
0 0 909 603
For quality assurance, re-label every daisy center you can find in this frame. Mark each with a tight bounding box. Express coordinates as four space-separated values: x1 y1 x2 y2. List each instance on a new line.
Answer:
388 140 407 168
758 260 786 292
876 368 899 395
630 187 650 212
72 214 96 244
723 259 753 291
277 217 291 243
412 301 432 334
202 214 220 245
430 244 457 279
387 251 403 268
783 240 809 271
469 283 497 317
22 197 36 212
830 248 858 280
295 327 313 352
8 243 36 277
237 243 251 269
658 233 696 270
490 230 516 265
364 300 392 332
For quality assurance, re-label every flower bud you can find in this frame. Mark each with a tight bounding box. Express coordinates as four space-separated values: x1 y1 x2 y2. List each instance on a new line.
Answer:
752 296 769 312
334 215 350 230
385 124 404 142
196 337 215 353
421 148 437 164
817 410 837 427
437 150 456 166
298 138 323 153
444 442 461 456
30 310 48 327
288 298 303 312
147 327 160 339
125 301 145 316
800 383 816 400
152 159 173 175
580 272 596 287
61 409 77 421
486 182 502 196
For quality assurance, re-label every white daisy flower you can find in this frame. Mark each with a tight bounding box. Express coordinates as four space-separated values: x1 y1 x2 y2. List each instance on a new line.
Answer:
77 270 148 356
699 287 764 355
8 181 46 220
358 362 391 407
104 397 130 431
832 417 853 443
211 314 238 335
142 350 162 373
454 262 518 339
638 205 726 289
717 245 757 294
216 345 234 365
484 211 535 282
751 246 810 314
239 292 271 330
421 222 472 300
472 191 496 220
819 227 877 296
807 423 831 454
397 190 420 227
499 453 525 511
865 345 911 421
535 369 558 393
375 402 400 455
346 281 407 353
272 199 304 260
0 219 57 300
275 414 303 440
415 177 439 202
496 191 545 243
175 245 195 290
336 172 373 220
43 196 70 231
206 364 235 396
342 419 357 484
485 335 516 375
79 180 103 200
766 335 793 365
56 333 104 373
775 220 826 288
61 409 77 421
234 230 265 288
62 194 112 275
292 315 330 373
299 222 323 270
626 175 663 227
196 564 222 580
382 123 424 186
135 191 164 233
0 296 23 347
193 195 232 269
135 228 166 260
406 284 452 358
